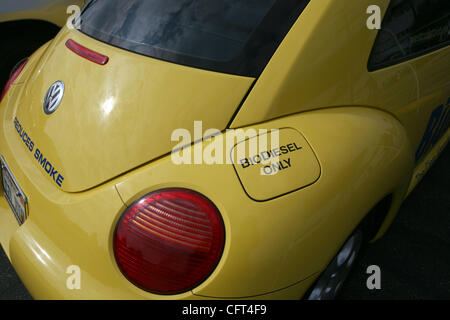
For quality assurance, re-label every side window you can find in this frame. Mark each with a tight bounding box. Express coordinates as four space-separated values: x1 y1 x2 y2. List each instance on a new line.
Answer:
368 0 450 71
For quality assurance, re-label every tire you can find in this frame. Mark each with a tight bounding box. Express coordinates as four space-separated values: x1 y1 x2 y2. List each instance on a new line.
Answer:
305 227 364 300
304 196 392 300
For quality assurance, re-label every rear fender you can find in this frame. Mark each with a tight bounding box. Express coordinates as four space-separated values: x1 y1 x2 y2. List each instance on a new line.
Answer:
232 106 414 243
115 106 414 297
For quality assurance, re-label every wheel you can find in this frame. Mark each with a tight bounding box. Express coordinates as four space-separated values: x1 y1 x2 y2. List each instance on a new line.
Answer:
306 227 363 300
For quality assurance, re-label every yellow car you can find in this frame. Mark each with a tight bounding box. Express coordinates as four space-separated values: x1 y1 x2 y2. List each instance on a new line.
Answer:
0 0 85 87
0 0 449 300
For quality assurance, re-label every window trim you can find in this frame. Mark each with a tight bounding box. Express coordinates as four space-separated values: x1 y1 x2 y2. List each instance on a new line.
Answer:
367 1 450 72
78 0 310 77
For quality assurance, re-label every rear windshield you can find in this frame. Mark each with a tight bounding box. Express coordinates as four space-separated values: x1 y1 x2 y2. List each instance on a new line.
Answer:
80 0 309 77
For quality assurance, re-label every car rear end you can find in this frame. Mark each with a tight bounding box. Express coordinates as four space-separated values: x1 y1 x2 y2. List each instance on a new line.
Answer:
0 0 319 299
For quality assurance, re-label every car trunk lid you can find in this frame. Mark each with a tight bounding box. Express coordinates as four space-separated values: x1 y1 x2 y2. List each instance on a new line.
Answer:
12 29 254 192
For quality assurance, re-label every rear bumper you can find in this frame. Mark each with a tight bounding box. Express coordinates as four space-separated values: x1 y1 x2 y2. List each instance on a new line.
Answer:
0 160 198 300
0 95 317 299
1 85 414 299
2 216 200 300
0 156 201 299
0 90 196 299
2 225 316 300
0 181 316 300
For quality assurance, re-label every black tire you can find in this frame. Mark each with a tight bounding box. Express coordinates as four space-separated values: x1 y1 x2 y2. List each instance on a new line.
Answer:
304 196 392 300
305 226 364 300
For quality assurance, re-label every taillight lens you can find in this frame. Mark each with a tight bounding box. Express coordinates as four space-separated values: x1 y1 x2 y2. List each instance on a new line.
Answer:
0 59 28 103
114 188 225 294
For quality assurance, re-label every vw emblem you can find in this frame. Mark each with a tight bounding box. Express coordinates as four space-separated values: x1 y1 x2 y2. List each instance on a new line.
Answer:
43 81 65 114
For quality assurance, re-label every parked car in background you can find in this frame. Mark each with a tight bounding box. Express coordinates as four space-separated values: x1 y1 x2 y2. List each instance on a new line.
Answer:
0 0 85 87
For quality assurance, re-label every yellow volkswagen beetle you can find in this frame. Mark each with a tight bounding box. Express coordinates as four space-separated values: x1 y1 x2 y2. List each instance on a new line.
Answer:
0 0 449 300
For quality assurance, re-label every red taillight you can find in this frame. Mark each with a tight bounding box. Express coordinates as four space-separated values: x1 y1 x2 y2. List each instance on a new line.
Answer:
0 59 28 103
65 39 109 65
114 188 225 294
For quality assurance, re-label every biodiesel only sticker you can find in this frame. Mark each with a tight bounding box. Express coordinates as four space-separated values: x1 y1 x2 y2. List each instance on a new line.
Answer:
231 128 320 201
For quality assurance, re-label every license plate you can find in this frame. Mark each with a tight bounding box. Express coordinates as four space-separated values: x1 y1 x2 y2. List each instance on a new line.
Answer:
0 156 27 225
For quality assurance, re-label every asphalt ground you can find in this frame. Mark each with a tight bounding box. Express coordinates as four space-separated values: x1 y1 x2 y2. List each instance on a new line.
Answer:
339 144 450 299
0 145 448 300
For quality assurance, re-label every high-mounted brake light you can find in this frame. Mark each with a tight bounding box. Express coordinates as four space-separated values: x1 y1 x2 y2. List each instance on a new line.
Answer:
114 188 225 295
0 59 28 103
65 39 109 65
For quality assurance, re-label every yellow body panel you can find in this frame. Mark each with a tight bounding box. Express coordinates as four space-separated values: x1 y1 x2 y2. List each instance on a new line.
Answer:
0 0 448 299
12 28 253 192
115 107 413 298
231 128 321 201
231 0 449 155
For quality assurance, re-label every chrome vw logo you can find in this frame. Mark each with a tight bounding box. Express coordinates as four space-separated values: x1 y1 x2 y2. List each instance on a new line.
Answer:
43 81 65 114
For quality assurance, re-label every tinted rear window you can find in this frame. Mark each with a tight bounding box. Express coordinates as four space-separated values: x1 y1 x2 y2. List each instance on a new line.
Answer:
80 0 309 77
368 0 450 71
